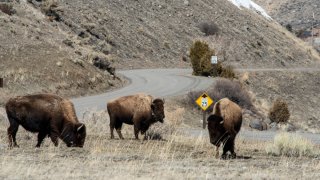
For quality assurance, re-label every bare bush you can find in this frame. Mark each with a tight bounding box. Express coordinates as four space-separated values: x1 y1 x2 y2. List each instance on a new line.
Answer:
268 98 290 123
266 132 316 157
198 22 220 36
188 78 253 112
0 3 15 15
220 65 236 79
40 0 61 21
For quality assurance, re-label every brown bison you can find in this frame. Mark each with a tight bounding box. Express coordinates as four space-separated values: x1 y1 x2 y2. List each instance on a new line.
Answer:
207 98 242 159
5 94 86 148
107 93 165 140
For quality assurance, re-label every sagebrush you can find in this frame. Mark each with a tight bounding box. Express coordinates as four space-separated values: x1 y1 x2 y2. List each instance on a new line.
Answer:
266 132 315 157
188 78 253 112
268 98 290 123
198 22 220 36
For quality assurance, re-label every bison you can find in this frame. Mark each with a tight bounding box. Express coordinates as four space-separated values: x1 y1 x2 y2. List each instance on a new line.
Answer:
207 98 242 159
107 93 165 140
5 94 86 148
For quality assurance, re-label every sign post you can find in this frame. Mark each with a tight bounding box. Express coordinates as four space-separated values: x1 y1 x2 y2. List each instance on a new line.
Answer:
195 93 214 129
0 78 3 88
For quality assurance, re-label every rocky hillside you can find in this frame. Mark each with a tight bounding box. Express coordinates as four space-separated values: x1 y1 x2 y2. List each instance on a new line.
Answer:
0 0 122 105
255 0 320 30
50 0 319 69
1 0 320 111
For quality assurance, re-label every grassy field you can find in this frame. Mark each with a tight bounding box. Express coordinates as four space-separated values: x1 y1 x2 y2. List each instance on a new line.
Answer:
0 107 320 179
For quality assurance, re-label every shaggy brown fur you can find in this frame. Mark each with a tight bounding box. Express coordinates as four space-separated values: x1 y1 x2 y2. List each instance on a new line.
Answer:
207 98 242 159
107 93 165 140
5 94 86 148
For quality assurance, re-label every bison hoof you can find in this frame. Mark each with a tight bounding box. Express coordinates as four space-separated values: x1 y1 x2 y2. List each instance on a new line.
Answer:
221 154 227 160
221 153 237 160
9 144 19 149
13 144 19 148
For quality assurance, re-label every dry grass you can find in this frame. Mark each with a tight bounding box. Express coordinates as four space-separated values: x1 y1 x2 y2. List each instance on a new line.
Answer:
266 132 316 157
1 107 320 179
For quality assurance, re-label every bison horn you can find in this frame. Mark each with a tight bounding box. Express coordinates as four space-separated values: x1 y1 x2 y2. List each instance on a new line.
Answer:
77 124 84 131
219 121 224 124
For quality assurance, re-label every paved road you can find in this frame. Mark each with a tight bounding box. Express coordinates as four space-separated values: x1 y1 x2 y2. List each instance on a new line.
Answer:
72 69 215 115
71 68 320 144
182 128 320 144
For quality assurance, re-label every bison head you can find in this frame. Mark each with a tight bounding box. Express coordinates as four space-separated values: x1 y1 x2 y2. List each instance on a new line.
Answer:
207 114 228 147
151 98 165 123
62 123 86 147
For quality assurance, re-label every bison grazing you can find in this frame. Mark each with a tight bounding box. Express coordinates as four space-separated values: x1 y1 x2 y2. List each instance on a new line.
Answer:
107 93 165 140
5 94 86 148
207 98 242 159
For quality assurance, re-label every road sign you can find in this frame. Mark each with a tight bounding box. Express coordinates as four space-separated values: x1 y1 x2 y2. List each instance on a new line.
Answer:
211 56 218 64
195 93 213 111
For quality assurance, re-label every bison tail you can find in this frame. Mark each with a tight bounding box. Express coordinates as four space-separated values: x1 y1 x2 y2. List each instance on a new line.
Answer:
60 100 79 123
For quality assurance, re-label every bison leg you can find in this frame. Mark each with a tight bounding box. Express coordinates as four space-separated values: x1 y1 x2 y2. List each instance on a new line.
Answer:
50 134 59 147
222 137 236 159
134 122 140 140
49 127 59 147
115 121 124 139
36 131 47 148
229 137 237 159
116 129 124 139
109 117 116 139
7 120 19 148
110 125 115 139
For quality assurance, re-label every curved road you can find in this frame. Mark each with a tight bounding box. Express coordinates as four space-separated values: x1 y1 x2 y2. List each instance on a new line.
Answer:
72 69 215 114
71 68 320 144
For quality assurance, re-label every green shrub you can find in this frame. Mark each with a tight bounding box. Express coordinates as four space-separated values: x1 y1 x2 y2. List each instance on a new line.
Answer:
269 98 290 123
266 132 315 157
189 40 214 76
189 40 236 79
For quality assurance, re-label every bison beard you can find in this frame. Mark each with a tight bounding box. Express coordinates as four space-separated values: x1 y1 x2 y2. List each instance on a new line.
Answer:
5 94 86 148
207 98 242 159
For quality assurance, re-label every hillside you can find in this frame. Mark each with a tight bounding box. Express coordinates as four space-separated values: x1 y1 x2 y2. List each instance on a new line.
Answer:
1 0 320 119
49 0 319 69
0 1 122 105
255 0 320 30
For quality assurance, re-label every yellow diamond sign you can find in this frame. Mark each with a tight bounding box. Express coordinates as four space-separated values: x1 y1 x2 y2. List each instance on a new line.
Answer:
196 93 213 111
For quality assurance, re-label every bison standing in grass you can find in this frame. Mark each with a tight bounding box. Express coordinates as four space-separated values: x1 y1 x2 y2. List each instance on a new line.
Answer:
207 98 242 159
107 93 165 140
5 94 86 148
